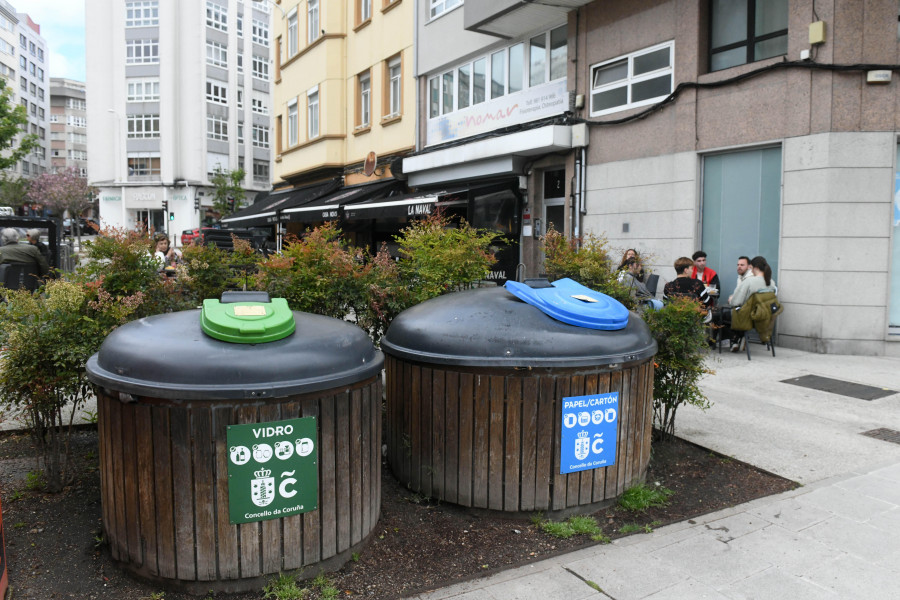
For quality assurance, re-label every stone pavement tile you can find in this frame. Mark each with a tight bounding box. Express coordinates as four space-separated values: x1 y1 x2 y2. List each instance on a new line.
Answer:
696 512 771 543
566 545 688 600
803 515 900 562
724 524 843 577
723 568 838 600
747 497 832 532
650 532 771 588
834 472 900 507
804 553 900 600
611 522 702 551
870 462 900 483
794 484 896 523
412 562 559 600
480 569 603 600
414 590 501 600
643 579 732 600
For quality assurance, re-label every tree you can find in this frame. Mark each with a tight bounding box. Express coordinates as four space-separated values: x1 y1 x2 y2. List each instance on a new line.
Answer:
0 79 38 170
27 167 96 245
0 172 30 214
210 166 246 217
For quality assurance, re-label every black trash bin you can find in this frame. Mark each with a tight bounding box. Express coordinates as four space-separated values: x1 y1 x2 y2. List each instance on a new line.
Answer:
381 283 657 515
86 293 383 593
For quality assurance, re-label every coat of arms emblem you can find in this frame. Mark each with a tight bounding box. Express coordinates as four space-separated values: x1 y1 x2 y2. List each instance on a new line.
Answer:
251 468 275 507
574 431 590 460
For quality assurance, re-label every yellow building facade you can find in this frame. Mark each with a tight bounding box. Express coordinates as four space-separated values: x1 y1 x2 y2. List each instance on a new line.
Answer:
271 0 414 187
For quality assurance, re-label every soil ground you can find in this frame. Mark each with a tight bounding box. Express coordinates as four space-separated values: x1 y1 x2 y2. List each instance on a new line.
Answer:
0 426 796 599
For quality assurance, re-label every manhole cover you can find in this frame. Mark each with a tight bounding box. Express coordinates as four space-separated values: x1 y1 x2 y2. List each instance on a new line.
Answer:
780 375 897 401
861 428 900 445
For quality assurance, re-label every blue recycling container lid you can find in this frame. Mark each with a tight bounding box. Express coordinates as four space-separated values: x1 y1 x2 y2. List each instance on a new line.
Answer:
504 278 629 330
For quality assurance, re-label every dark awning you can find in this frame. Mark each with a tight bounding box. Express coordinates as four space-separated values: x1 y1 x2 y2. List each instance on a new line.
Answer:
343 187 467 221
221 180 340 227
280 179 405 223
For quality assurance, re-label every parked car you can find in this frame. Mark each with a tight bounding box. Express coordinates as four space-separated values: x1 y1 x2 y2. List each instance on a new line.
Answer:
0 206 13 216
64 217 99 236
181 226 218 246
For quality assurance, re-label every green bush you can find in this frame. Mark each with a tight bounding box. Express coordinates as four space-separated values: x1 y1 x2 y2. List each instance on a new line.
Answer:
180 235 261 303
642 297 712 440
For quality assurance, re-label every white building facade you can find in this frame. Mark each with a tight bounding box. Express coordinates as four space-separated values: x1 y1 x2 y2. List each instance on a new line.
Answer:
10 8 49 179
49 78 88 178
86 0 272 240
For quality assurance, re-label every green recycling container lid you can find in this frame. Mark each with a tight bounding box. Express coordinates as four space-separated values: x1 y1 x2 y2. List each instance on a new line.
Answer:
201 295 295 343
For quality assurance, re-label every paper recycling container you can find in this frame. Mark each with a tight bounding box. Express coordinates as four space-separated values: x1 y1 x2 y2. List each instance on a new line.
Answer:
86 292 383 593
381 284 657 515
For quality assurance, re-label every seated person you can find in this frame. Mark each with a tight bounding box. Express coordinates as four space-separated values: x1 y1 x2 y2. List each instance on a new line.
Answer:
153 234 182 269
618 257 662 309
728 255 777 352
691 250 720 305
617 248 645 282
664 256 709 305
0 227 50 278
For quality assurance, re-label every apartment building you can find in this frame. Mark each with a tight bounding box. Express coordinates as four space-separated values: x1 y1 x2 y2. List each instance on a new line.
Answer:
49 78 88 177
85 0 272 238
0 2 15 93
11 9 49 178
409 0 900 356
224 0 416 252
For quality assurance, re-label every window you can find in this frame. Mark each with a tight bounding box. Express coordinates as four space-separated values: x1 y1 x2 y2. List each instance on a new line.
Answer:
430 0 461 19
0 14 14 33
206 40 227 67
308 0 319 43
237 12 243 37
39 127 46 139
0 39 13 55
237 54 244 73
30 102 36 116
127 114 160 138
252 55 268 80
508 43 524 94
67 115 87 127
29 62 35 75
29 42 35 55
709 0 788 72
29 82 35 95
67 149 88 160
252 96 268 115
49 114 59 123
0 64 12 79
38 48 44 61
441 71 453 114
386 56 401 117
19 76 25 91
19 56 25 69
206 80 228 104
287 100 298 146
237 88 244 108
287 9 298 55
66 98 87 110
307 88 319 138
38 88 44 101
206 1 228 31
252 124 269 148
253 159 269 183
237 123 244 144
21 161 28 174
589 42 673 116
359 0 372 23
126 39 159 64
127 152 161 176
127 78 159 101
18 34 25 49
67 132 87 144
207 114 228 140
126 1 159 27
252 19 268 45
357 71 370 128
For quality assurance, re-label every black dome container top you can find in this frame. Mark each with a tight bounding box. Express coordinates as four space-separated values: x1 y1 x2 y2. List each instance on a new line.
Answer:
86 309 383 401
381 286 657 368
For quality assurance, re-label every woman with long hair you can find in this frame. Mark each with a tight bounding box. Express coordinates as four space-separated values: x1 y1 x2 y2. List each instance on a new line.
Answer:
728 256 776 351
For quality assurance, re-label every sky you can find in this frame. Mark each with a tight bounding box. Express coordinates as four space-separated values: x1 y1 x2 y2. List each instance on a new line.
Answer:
20 1 86 83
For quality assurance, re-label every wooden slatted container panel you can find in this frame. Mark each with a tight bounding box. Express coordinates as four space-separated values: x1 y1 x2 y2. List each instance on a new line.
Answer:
96 375 381 594
385 355 654 513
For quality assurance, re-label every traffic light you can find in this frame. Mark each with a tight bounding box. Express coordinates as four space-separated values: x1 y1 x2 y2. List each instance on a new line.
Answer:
162 200 168 212
169 212 175 221
194 197 200 210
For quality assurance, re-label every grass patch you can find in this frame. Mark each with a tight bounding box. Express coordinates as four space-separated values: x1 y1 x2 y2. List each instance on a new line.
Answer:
618 483 674 512
539 515 610 543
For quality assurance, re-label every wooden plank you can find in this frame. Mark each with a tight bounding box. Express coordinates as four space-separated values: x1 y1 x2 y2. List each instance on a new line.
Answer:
152 408 176 579
592 373 610 503
409 364 421 491
553 377 570 510
349 388 363 545
109 398 127 562
301 397 321 564
308 395 333 566
419 368 433 498
519 377 539 511
580 374 599 505
386 357 399 482
191 408 217 581
134 405 158 575
121 406 142 564
487 376 505 510
334 391 351 554
616 367 632 496
472 374 490 508
535 376 555 510
397 360 410 484
431 369 445 501
97 395 111 559
258 403 282 575
443 370 459 505
214 406 239 579
628 365 645 488
360 386 372 542
368 380 382 531
457 372 474 506
504 377 521 512
171 406 196 581
237 405 261 578
640 362 654 481
567 374 584 508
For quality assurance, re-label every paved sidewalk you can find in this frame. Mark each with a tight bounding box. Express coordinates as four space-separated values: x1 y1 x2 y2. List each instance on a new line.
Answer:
414 347 900 599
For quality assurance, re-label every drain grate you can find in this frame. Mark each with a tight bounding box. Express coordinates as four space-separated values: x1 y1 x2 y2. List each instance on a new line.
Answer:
861 428 900 445
780 375 897 401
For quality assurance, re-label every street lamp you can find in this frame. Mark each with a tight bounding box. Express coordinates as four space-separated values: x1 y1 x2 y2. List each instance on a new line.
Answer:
252 0 286 18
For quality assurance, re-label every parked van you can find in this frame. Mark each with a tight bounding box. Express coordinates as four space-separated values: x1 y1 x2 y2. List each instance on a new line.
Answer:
0 206 13 216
